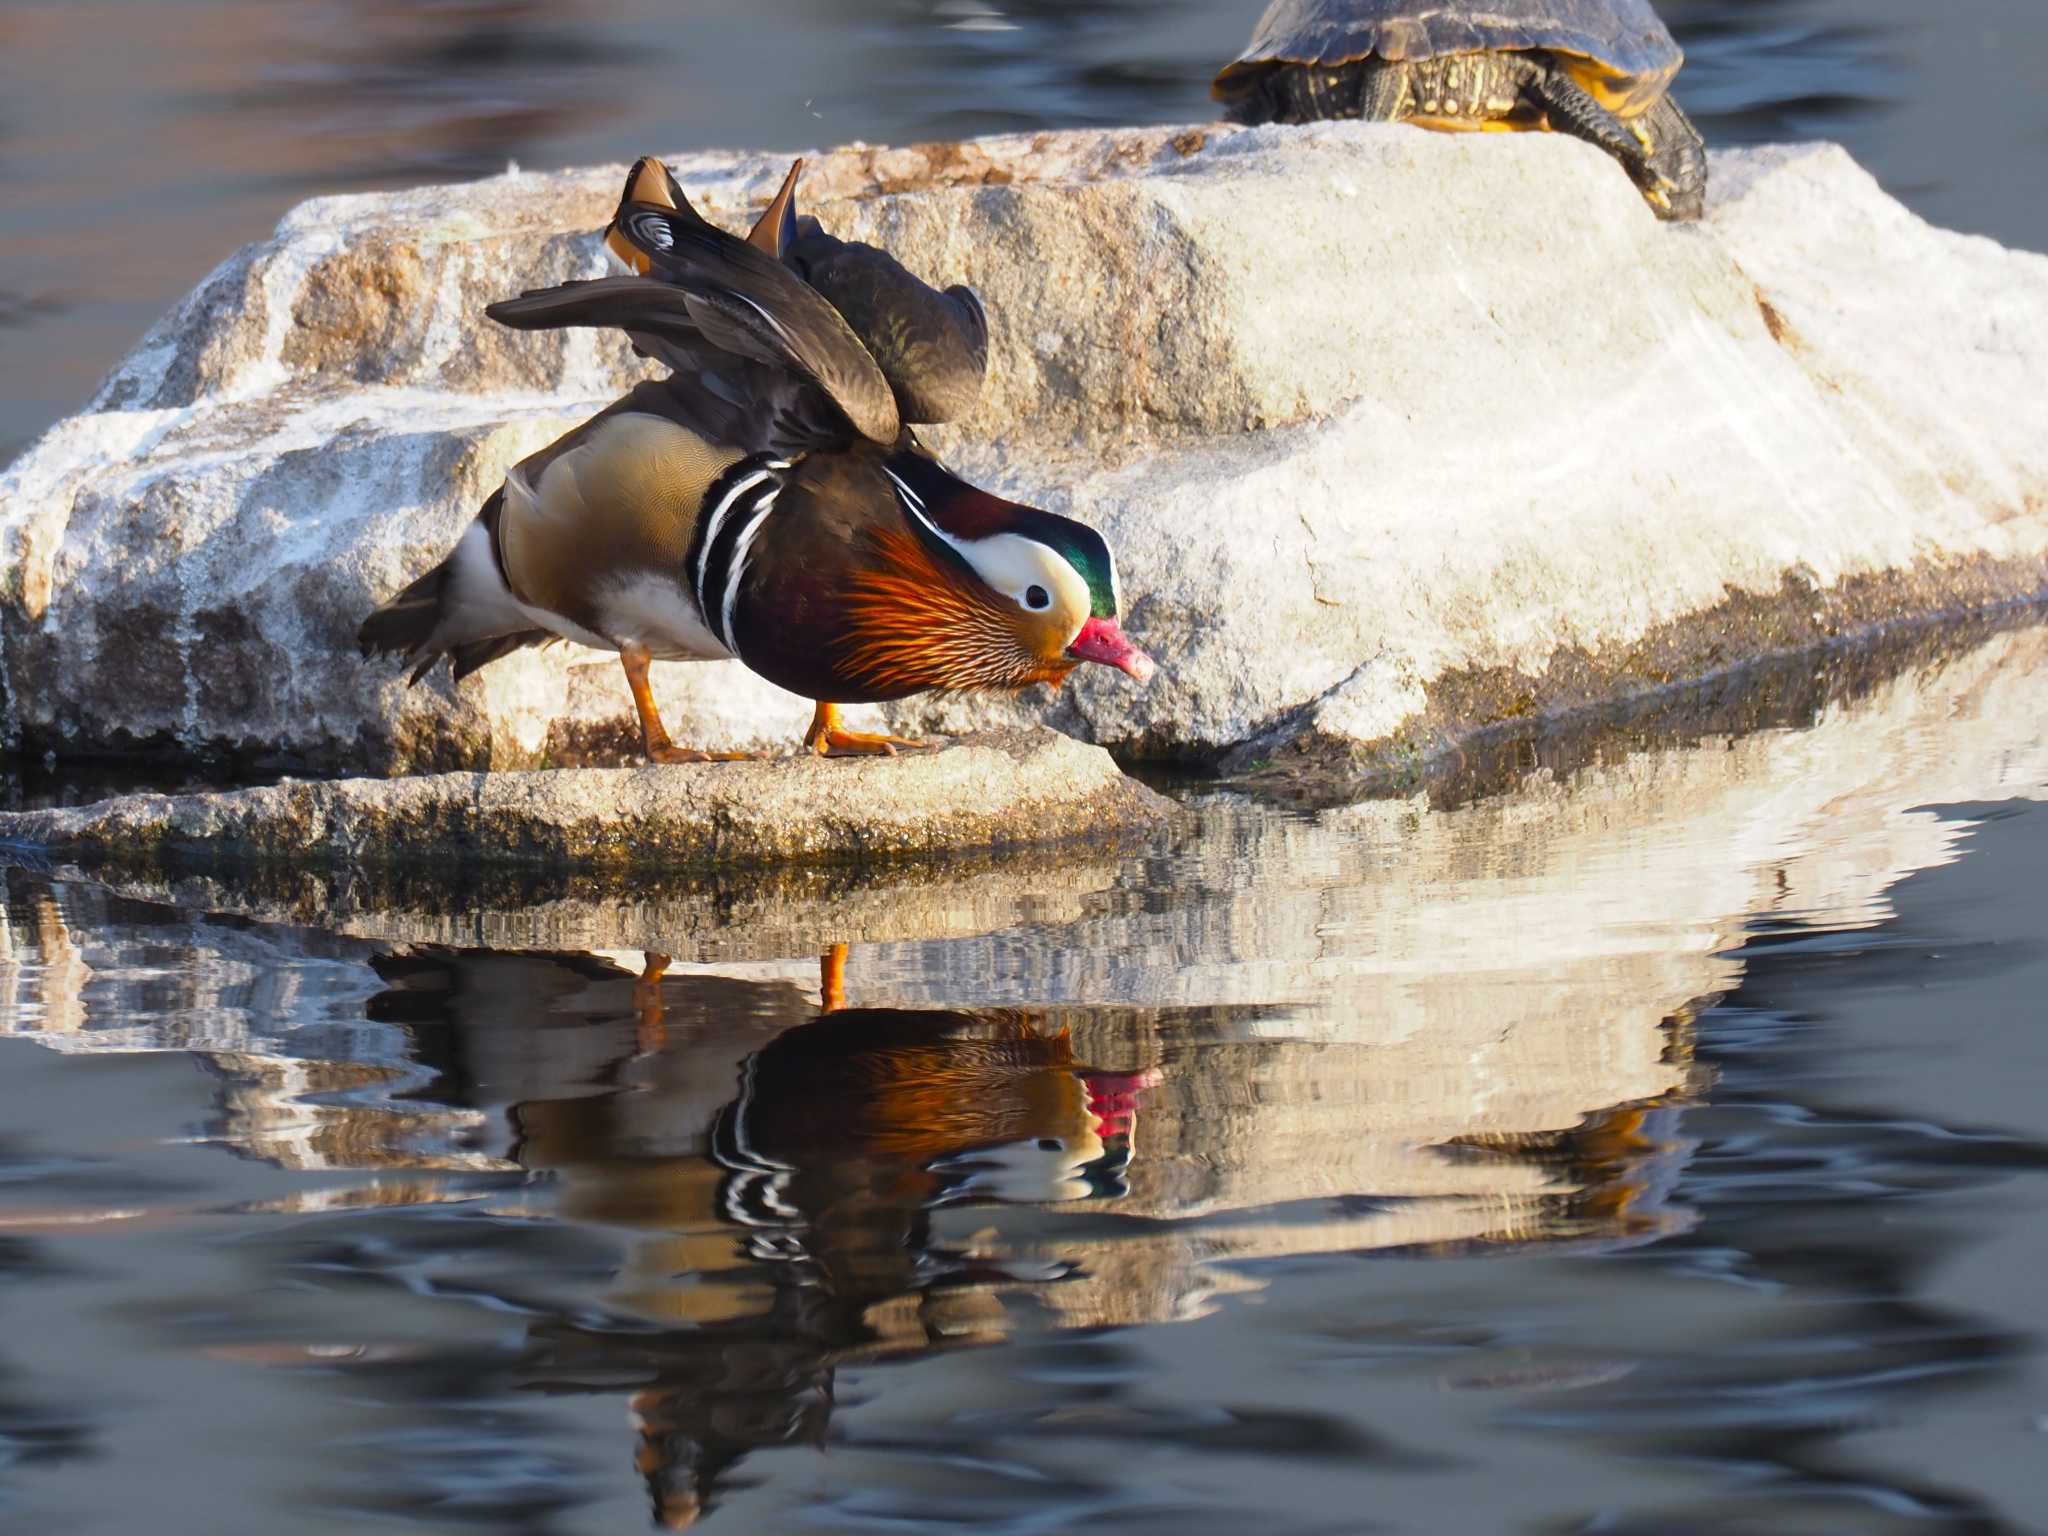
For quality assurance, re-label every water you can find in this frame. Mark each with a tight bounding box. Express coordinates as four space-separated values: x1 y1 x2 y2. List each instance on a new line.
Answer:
4 619 2048 1532
6 4 2048 1526
3 0 2047 464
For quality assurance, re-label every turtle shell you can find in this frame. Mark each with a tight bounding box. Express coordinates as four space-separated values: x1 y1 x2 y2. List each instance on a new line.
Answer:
1215 0 1683 116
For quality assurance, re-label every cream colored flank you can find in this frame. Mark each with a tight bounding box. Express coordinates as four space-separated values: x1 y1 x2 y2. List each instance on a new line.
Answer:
499 412 742 660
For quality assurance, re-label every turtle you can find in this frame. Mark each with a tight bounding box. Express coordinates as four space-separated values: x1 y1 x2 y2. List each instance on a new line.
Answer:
1212 0 1707 220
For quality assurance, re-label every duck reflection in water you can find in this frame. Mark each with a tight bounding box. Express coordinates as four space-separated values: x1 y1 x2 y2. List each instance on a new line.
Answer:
376 944 1157 1529
360 939 1697 1529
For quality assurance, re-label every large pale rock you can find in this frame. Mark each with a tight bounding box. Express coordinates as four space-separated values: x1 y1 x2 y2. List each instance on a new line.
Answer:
3 125 2046 772
0 729 1174 872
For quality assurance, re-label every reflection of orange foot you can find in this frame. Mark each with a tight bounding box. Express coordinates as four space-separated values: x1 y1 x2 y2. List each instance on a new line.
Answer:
634 953 672 1053
653 1490 701 1532
803 701 930 758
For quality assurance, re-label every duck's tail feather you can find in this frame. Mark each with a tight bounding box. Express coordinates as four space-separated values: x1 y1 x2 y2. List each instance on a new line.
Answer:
358 560 456 683
446 631 548 681
359 493 547 684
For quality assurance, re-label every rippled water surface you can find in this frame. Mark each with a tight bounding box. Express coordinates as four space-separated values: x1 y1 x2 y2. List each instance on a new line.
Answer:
4 620 2048 1532
4 0 2047 461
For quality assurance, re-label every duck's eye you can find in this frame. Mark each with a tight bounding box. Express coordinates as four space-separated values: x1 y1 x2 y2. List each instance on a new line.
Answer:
1024 584 1051 611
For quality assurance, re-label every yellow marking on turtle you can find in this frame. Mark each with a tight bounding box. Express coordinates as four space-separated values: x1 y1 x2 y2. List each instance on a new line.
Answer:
1411 44 1672 117
1555 49 1672 118
1412 102 1541 132
1344 44 1671 118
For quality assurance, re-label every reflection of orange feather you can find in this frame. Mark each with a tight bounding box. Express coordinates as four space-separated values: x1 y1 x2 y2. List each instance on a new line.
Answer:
840 526 1077 694
759 1014 1089 1164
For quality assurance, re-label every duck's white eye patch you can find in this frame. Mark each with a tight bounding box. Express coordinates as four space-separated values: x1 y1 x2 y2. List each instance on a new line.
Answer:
880 472 1092 629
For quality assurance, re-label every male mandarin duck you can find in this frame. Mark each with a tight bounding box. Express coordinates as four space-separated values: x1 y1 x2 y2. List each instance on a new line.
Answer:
358 157 1151 760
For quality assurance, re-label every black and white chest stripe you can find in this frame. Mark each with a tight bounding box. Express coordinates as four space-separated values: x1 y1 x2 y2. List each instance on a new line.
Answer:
690 453 792 651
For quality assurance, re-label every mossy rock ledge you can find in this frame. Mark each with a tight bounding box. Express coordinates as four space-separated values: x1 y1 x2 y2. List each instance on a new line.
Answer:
0 730 1177 873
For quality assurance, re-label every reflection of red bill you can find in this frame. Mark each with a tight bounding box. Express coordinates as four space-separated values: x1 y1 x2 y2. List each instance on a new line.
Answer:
1083 1067 1163 1139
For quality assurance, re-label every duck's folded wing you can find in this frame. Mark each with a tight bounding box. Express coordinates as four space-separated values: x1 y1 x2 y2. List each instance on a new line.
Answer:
488 270 900 447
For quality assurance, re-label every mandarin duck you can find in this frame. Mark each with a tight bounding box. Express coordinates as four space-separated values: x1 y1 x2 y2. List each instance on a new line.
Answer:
358 160 1151 760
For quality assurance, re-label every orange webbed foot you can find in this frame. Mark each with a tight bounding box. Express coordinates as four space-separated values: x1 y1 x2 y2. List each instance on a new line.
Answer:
807 727 931 758
644 743 766 765
802 702 933 758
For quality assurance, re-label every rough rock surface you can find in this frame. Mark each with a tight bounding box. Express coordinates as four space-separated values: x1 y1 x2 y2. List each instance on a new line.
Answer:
0 730 1175 872
3 125 2046 773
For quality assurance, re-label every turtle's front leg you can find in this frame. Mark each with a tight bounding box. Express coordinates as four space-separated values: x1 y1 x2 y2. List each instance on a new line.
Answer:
1637 92 1708 220
1507 55 1684 217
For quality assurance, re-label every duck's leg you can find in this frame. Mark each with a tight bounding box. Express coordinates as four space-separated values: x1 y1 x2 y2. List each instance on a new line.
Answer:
1508 55 1680 215
802 701 929 758
619 643 758 764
